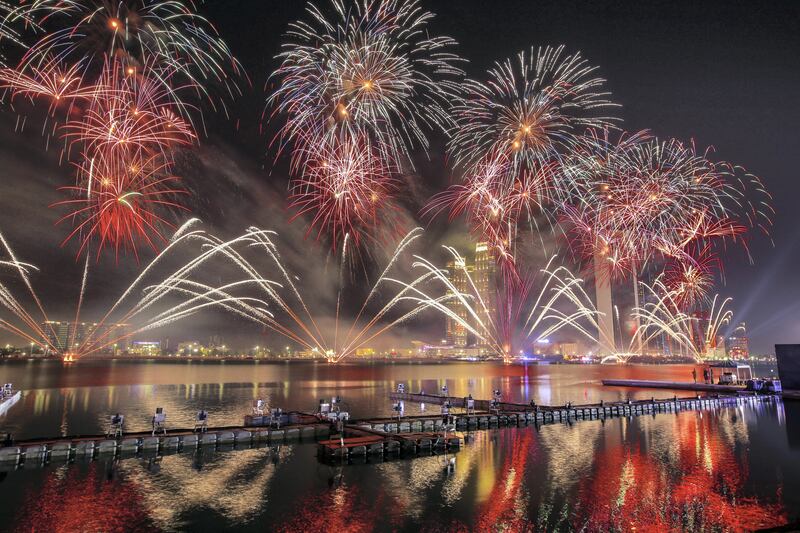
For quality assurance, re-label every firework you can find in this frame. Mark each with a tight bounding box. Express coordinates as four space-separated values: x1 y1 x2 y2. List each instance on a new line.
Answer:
178 228 446 364
409 251 604 362
663 244 719 311
63 56 196 156
448 46 618 172
562 131 772 282
288 131 400 249
631 276 733 361
268 0 462 248
0 220 275 359
4 0 242 108
0 2 240 260
425 150 556 266
427 46 616 266
53 147 188 261
0 60 95 106
269 0 462 166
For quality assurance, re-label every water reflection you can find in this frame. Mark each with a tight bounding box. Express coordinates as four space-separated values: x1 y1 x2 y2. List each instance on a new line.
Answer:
0 403 795 531
0 361 797 531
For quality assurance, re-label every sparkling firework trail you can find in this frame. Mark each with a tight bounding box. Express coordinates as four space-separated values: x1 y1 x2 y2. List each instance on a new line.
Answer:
0 220 278 359
408 251 604 362
631 276 733 362
174 227 446 364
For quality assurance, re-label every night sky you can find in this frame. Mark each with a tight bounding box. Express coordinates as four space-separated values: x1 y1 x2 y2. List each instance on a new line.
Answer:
0 0 798 353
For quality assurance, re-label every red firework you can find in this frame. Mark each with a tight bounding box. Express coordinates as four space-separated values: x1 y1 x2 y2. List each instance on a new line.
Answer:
64 57 195 156
425 151 556 268
53 147 188 261
561 130 770 282
664 244 720 311
288 135 400 250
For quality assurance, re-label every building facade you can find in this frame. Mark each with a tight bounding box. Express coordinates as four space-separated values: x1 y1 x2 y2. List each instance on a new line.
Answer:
725 322 750 359
41 321 129 354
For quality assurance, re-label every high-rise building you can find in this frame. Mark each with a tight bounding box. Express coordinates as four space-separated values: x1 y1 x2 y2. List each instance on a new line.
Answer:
473 242 497 346
40 321 129 354
445 258 471 347
726 322 749 359
442 242 497 348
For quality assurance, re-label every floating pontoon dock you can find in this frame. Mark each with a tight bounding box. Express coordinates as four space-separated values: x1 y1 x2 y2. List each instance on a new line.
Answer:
0 391 778 469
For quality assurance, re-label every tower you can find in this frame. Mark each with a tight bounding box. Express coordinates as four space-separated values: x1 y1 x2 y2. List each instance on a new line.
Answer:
445 258 470 347
474 242 497 345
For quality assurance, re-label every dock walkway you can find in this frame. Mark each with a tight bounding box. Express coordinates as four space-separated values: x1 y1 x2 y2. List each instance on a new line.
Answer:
0 391 778 469
601 379 746 392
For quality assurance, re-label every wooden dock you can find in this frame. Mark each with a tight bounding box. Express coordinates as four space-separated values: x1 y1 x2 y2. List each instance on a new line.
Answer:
0 415 331 469
317 424 461 460
601 379 746 393
388 390 773 428
0 390 778 470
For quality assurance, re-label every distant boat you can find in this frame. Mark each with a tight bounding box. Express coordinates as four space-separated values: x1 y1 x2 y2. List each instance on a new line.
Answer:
0 390 21 417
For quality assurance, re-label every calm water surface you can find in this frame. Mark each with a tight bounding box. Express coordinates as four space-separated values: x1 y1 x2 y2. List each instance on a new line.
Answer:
0 360 796 532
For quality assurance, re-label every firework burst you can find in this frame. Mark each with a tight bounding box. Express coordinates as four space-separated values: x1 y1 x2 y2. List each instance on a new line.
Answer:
4 0 242 110
269 0 462 249
63 56 195 152
288 133 400 248
562 131 772 282
269 0 463 167
664 244 719 311
428 46 617 268
53 147 188 261
448 45 618 172
425 150 556 266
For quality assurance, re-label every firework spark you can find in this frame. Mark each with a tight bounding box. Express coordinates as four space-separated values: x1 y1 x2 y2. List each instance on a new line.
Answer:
408 250 604 362
562 131 772 282
0 220 275 360
631 276 733 362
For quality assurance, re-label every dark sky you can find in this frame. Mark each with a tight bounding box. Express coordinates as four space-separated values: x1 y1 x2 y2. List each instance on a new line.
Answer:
1 0 798 353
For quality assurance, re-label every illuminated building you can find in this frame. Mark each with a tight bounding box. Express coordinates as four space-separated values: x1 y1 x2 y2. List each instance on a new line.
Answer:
725 322 750 359
445 257 471 347
473 242 497 348
40 321 129 353
127 341 161 356
443 242 497 348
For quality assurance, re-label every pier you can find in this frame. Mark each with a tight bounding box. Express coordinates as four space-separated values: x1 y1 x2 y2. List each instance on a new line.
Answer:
601 379 746 392
0 391 777 470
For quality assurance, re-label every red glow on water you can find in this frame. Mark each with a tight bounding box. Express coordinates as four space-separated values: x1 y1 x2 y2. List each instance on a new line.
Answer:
574 414 786 532
15 463 155 532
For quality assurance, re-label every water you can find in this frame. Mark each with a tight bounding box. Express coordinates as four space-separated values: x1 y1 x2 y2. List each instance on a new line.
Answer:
0 360 797 532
